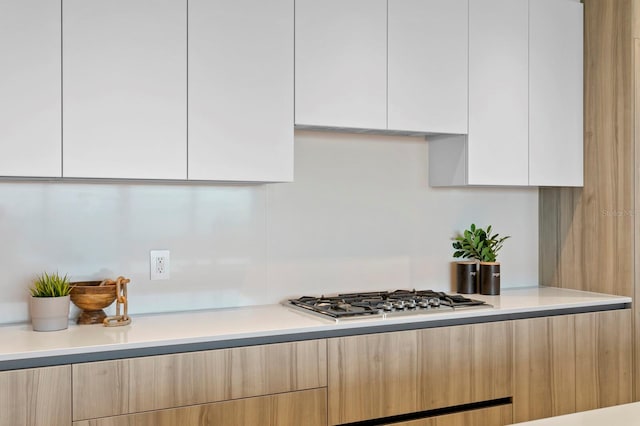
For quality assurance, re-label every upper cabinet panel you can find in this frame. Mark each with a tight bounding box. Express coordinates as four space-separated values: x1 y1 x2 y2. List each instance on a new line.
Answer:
0 0 61 177
295 0 387 130
468 0 529 185
63 0 187 180
188 0 294 182
388 0 468 134
529 0 583 187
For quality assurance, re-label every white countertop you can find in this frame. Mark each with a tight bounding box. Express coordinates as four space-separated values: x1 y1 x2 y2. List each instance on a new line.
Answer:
510 402 640 425
0 286 631 365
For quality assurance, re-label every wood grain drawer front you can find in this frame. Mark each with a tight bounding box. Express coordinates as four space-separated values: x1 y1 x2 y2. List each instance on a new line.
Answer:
72 388 327 426
383 404 512 426
0 365 71 426
575 309 632 411
73 339 326 421
418 321 512 410
513 315 576 422
328 322 512 425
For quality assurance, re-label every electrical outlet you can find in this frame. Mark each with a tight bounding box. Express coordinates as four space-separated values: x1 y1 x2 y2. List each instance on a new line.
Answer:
150 250 170 280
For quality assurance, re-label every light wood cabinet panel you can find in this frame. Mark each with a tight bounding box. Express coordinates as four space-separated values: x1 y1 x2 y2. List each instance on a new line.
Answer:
419 321 512 410
635 36 640 403
295 0 387 129
63 0 187 179
188 0 293 182
0 0 61 178
328 322 511 425
528 0 583 186
575 309 632 411
73 339 326 420
387 0 468 134
0 365 71 426
513 315 576 422
539 1 634 295
72 388 327 426
385 404 512 426
328 330 419 425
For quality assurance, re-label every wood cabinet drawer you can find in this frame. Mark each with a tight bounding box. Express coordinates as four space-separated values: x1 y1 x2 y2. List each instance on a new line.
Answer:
73 339 326 421
328 321 512 425
72 388 327 426
513 309 632 423
384 404 512 426
0 365 71 426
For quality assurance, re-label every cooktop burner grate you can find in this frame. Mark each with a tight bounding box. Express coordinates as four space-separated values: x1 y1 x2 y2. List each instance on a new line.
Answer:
287 289 491 320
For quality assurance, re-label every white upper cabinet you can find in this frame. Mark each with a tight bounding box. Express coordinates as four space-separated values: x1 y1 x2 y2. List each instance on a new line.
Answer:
295 0 387 130
429 0 582 187
468 0 529 185
388 0 468 134
529 0 583 187
188 0 293 182
63 0 187 180
0 0 61 177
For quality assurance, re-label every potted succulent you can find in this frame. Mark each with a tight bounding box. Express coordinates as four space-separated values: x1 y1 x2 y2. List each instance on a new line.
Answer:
29 272 72 331
452 224 510 295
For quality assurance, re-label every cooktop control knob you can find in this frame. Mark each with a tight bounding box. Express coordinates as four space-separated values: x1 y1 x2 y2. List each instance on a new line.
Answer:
428 297 440 307
382 301 394 311
393 300 405 310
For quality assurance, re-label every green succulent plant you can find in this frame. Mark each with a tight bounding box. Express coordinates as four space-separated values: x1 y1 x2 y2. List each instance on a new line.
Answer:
452 224 510 263
29 272 72 297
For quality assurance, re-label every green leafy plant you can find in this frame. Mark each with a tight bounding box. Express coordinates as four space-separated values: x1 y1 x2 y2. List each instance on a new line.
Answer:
29 272 72 297
452 224 510 262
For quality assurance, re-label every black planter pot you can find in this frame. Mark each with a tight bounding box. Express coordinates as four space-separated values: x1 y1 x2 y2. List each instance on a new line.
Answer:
479 262 501 295
456 261 478 294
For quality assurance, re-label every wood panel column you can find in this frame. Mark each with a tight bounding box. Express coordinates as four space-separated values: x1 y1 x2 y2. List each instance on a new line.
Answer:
539 0 636 398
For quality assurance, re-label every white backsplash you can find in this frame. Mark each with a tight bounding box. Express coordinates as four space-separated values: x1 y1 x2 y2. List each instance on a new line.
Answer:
0 130 538 324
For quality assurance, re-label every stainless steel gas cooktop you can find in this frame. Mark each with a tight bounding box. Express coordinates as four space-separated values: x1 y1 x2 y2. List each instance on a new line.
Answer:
285 289 492 321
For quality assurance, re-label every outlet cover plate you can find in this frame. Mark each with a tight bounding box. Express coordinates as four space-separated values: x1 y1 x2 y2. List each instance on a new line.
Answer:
150 250 170 280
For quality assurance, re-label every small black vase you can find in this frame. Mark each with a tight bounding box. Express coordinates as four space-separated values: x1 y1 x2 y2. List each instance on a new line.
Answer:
479 262 500 295
456 261 478 294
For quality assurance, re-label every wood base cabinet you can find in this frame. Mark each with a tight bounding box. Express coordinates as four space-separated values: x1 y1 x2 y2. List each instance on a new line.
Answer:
0 365 71 426
575 310 633 410
72 388 326 426
513 315 576 422
327 321 512 425
384 404 512 426
513 309 632 423
72 340 326 421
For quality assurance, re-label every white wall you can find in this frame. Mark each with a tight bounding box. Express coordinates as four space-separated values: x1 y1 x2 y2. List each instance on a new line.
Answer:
0 131 538 324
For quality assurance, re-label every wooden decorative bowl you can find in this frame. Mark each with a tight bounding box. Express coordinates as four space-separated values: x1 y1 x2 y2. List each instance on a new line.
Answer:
70 281 117 325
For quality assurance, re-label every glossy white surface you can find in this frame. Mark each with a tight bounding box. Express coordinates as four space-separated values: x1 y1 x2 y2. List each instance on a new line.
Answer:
388 0 468 134
0 0 61 177
509 401 640 425
0 287 630 363
468 0 529 185
528 0 583 187
295 0 387 129
0 132 538 324
188 0 294 182
63 0 187 179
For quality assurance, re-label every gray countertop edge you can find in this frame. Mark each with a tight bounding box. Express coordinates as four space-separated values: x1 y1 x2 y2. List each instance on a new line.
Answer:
0 301 630 372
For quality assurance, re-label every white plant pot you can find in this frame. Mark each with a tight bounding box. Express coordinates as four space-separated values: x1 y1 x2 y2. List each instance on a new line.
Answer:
30 295 70 332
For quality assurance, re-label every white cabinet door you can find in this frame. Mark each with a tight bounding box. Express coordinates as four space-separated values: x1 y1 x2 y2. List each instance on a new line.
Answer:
468 0 529 185
388 0 468 134
529 0 583 187
0 0 61 177
63 0 187 179
295 0 387 130
188 0 293 182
